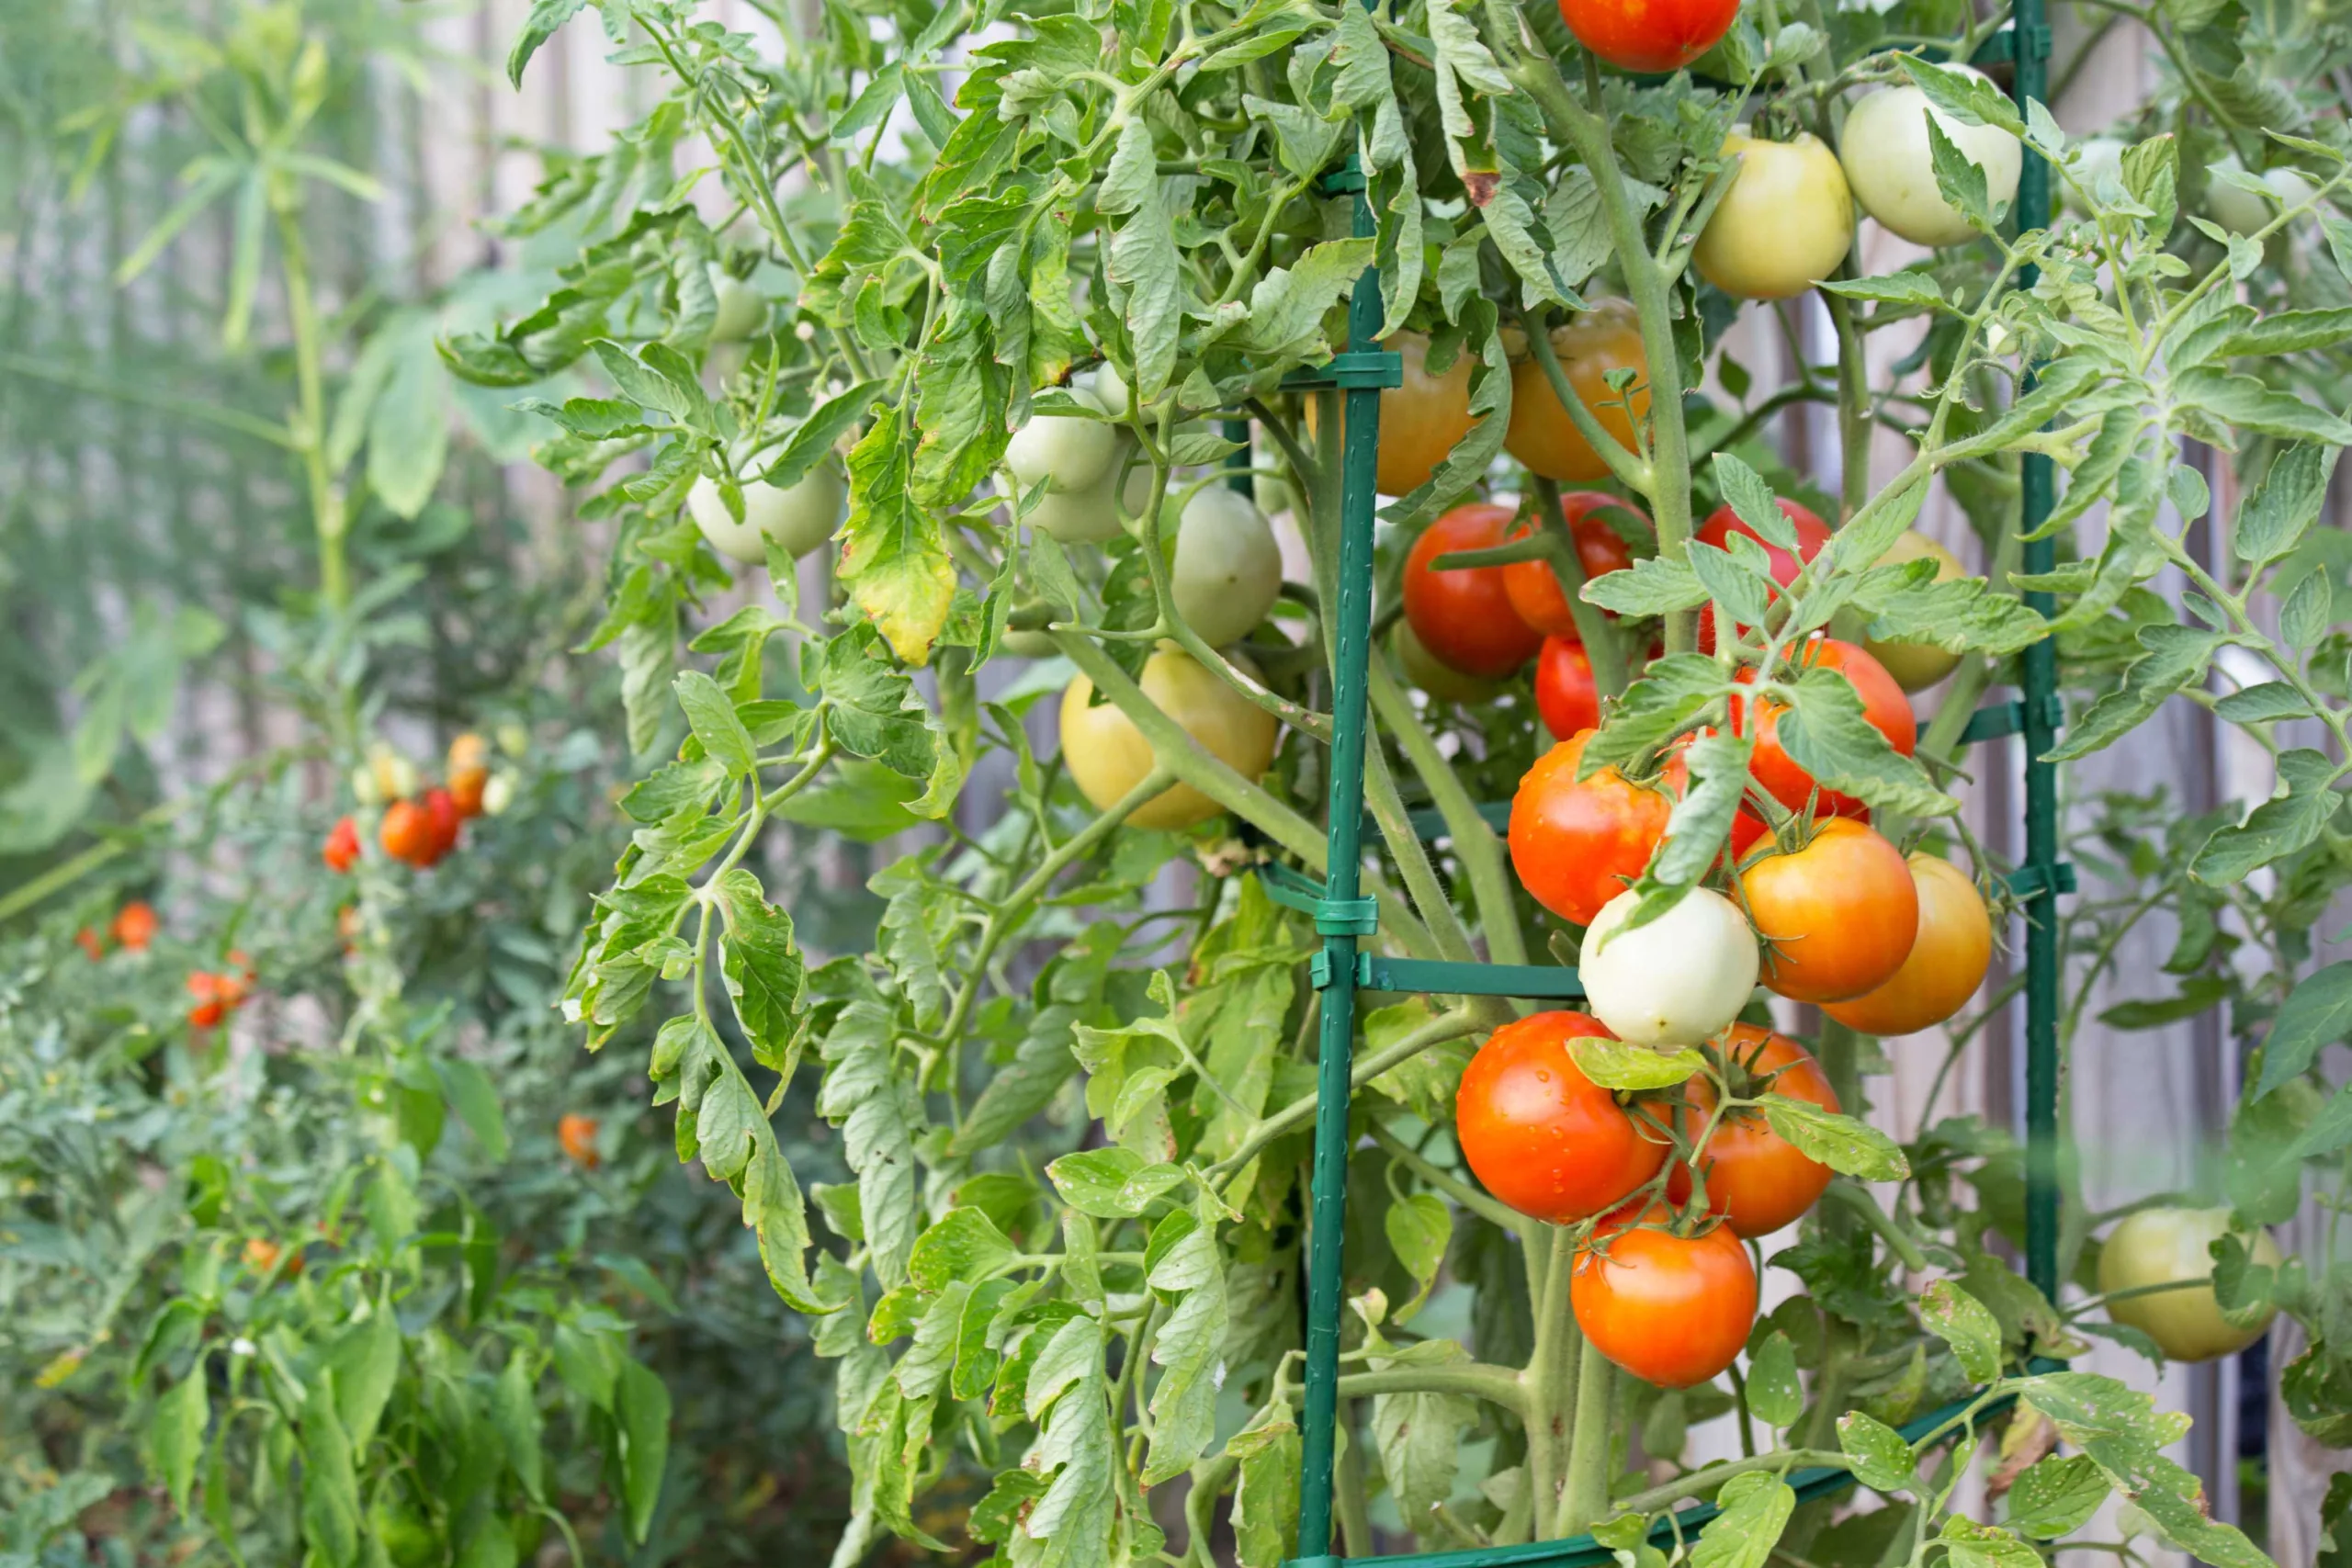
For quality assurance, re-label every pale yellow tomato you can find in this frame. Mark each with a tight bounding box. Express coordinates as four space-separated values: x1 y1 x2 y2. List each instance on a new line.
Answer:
1864 531 1967 691
1058 646 1280 829
2098 1207 2284 1362
1696 131 1855 300
1303 332 1477 497
1838 70 2022 248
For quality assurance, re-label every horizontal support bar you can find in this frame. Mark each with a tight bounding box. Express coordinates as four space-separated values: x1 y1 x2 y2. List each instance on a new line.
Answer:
1283 350 1405 390
1283 1359 2066 1568
1957 694 2065 746
1310 951 1585 998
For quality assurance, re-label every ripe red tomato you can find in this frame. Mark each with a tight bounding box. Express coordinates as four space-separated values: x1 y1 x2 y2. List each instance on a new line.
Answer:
1738 818 1919 1003
420 787 462 864
1668 1025 1840 1237
1738 638 1916 818
75 927 105 961
187 971 225 1029
1694 499 1831 653
1455 1010 1668 1223
1558 0 1740 73
322 816 361 874
1572 1204 1758 1388
1534 637 1599 741
1403 503 1544 678
111 900 158 953
1509 732 1672 927
1823 855 1993 1035
379 800 435 866
559 1112 603 1171
1503 492 1640 636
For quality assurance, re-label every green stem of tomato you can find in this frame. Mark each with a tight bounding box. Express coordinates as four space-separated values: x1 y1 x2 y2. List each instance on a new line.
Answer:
1555 1333 1617 1538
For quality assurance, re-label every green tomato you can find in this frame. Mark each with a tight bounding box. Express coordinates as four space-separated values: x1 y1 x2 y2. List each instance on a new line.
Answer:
1021 435 1154 544
2066 136 2126 214
1838 69 2021 248
1391 622 1502 705
2098 1206 2283 1362
687 465 847 564
1170 486 1283 646
1080 360 1130 421
707 262 767 343
2207 157 2315 237
1006 383 1114 495
1863 531 1966 691
370 1497 438 1568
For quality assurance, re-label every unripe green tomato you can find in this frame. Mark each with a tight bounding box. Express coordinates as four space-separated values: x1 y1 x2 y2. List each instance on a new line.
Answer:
687 465 847 563
1001 627 1061 658
1864 531 1967 691
1058 644 1279 830
2067 137 2127 213
370 1498 438 1568
1171 486 1283 646
1839 70 2021 248
2207 157 2315 237
2098 1206 2283 1362
1392 622 1503 705
1006 385 1114 494
1022 437 1155 544
1696 130 1854 300
1579 886 1759 1048
1080 361 1131 421
481 772 516 817
707 263 767 343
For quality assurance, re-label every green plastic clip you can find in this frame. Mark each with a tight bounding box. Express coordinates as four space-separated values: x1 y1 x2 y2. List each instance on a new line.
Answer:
1957 694 2065 746
1315 897 1380 936
1283 350 1406 391
2007 862 2077 898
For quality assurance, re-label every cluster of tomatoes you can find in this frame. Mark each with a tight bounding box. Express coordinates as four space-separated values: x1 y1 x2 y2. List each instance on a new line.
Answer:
75 899 159 961
1458 1014 1839 1387
325 733 505 874
186 951 259 1029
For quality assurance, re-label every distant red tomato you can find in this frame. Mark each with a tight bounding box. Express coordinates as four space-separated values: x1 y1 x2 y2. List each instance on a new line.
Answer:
187 971 225 1029
322 816 360 874
76 927 105 961
1737 637 1916 818
1503 493 1641 636
1403 504 1544 678
1535 637 1599 741
420 788 462 865
1558 0 1741 73
1694 499 1831 652
111 901 158 953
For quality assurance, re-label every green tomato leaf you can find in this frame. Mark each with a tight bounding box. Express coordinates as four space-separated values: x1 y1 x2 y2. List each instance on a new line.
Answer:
1920 1279 2003 1382
1759 1097 1911 1181
1837 1410 1917 1495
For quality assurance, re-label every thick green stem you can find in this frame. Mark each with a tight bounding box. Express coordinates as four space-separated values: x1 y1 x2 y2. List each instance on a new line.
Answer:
1334 1403 1374 1559
275 209 346 610
1555 1336 1616 1538
1522 1228 1581 1531
1528 475 1629 699
1333 1362 1529 1413
1610 1450 1851 1517
1368 666 1530 967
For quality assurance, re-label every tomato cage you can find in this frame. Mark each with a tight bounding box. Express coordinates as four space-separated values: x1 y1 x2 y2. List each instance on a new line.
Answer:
1251 2 2072 1562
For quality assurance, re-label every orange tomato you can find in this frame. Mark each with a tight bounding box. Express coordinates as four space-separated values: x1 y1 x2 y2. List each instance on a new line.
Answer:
1455 1011 1668 1223
559 1113 603 1170
111 901 158 953
1509 732 1672 927
1501 491 1641 636
1572 1204 1758 1388
75 927 105 961
1402 504 1544 678
380 800 435 866
1737 638 1916 819
448 734 491 818
1303 332 1477 497
322 816 361 874
1506 303 1651 482
1668 1025 1840 1237
186 972 225 1029
243 1237 301 1279
1824 855 1993 1035
1738 818 1920 1003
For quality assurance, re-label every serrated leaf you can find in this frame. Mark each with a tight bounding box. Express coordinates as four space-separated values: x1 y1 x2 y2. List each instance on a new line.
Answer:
1747 1332 1803 1428
674 671 757 775
1772 666 1958 817
2192 747 2343 883
1921 1279 2003 1382
2045 625 2222 761
2006 1453 2109 1539
1566 1034 1706 1091
2234 444 2339 567
1838 1410 1917 1494
1385 1193 1452 1322
1759 1097 1910 1181
2255 959 2352 1099
1582 553 1708 615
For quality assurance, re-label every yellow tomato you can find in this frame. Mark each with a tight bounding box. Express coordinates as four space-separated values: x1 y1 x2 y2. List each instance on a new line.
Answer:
2098 1207 2283 1362
1505 301 1651 482
1822 855 1992 1035
1696 131 1855 300
1864 532 1967 691
1303 332 1477 497
1058 646 1280 829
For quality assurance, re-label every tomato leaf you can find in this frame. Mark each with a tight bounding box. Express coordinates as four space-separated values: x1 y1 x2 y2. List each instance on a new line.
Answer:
2256 960 2352 1098
1771 667 1959 818
1747 1331 1804 1428
2192 746 2343 883
673 671 757 777
1693 1472 1796 1568
1837 1409 1917 1494
2005 1453 2109 1539
1920 1279 2003 1382
150 1365 209 1514
840 412 958 665
1566 1034 1705 1092
1922 113 1994 234
1897 57 2028 136
2233 442 2340 567
1583 555 1708 616
1759 1097 1910 1181
1385 1192 1453 1322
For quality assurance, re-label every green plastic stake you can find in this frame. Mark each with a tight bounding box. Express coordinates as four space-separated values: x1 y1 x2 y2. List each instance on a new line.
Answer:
1295 151 1384 1565
2008 0 2064 1306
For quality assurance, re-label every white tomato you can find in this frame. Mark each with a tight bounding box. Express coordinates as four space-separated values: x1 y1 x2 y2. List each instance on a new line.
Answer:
1579 886 1759 1049
1170 485 1283 647
1058 645 1281 830
1838 69 2022 247
688 465 847 563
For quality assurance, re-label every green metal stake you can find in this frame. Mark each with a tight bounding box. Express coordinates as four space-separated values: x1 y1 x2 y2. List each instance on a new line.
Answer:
2007 0 2063 1305
1295 154 1385 1568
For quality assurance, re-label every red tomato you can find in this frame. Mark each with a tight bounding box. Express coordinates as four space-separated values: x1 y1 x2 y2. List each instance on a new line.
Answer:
420 787 462 865
1738 638 1916 818
379 800 435 866
322 816 361 874
1694 499 1832 653
1558 0 1741 73
1535 637 1598 741
1455 1010 1668 1223
1503 495 1642 637
1509 732 1672 927
559 1112 603 1171
111 901 158 953
76 927 105 961
186 971 225 1029
1668 1025 1841 1237
1572 1204 1758 1388
1738 818 1920 1003
1403 504 1544 678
